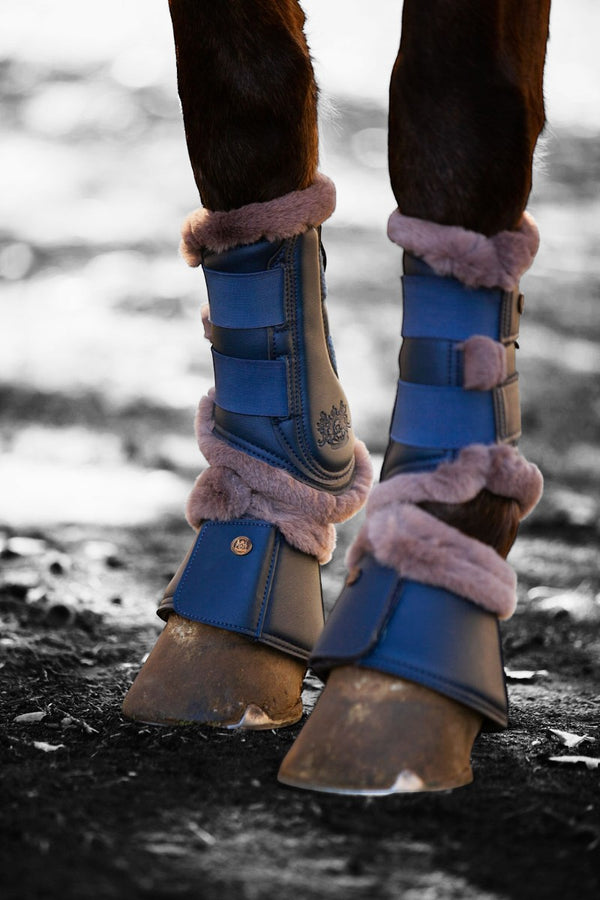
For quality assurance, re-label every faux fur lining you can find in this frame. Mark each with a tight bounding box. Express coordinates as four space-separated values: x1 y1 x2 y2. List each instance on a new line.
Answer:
388 209 539 290
185 390 373 564
368 444 543 519
461 336 507 390
347 503 517 619
180 174 336 264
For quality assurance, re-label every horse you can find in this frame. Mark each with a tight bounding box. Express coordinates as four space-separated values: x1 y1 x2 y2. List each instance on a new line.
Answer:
123 0 551 795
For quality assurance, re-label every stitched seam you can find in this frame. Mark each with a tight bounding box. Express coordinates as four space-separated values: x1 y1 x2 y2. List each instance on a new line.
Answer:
254 532 279 637
274 421 355 484
500 292 509 340
493 386 506 442
213 423 354 490
287 235 352 481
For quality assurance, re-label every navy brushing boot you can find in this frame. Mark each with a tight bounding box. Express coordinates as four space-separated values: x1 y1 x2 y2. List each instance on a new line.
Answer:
279 212 543 791
123 179 371 728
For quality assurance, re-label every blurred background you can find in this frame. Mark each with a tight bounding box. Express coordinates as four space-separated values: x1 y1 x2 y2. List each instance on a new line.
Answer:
1 0 599 605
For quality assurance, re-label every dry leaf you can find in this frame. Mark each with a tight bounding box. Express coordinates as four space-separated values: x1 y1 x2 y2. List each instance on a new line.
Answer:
33 741 66 753
504 668 549 682
548 728 595 749
14 711 46 724
549 755 600 770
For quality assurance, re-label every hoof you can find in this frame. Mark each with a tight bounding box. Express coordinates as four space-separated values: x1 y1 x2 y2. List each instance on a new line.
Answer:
278 666 482 794
122 614 305 729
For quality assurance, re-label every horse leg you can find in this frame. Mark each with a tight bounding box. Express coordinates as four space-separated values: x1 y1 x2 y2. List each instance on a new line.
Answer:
122 0 371 728
279 0 550 793
167 0 319 210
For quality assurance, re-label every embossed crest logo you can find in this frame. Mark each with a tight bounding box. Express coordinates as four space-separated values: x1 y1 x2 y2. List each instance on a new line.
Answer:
316 400 351 448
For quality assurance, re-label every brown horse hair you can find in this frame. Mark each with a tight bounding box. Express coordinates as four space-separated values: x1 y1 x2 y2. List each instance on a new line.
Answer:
168 0 319 210
388 0 551 236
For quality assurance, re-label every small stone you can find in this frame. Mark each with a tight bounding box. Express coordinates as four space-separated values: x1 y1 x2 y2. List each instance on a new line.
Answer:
14 711 46 724
5 536 47 557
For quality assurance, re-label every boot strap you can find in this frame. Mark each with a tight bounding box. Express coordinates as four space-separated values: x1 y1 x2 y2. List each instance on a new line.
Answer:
204 267 285 328
212 350 289 417
391 377 521 447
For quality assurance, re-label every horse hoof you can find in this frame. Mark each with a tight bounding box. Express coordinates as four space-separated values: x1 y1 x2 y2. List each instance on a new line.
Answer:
278 666 482 794
122 614 305 729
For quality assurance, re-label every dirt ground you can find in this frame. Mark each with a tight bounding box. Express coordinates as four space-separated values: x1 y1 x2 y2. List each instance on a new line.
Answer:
2 2 600 898
1 514 600 899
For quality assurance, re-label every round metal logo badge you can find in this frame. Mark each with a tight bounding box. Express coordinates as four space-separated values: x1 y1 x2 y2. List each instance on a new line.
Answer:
231 536 253 556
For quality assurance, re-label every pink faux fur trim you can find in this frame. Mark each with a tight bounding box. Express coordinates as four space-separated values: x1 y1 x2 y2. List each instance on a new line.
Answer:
347 503 517 619
388 209 539 290
461 336 507 390
185 390 373 564
368 444 543 519
180 174 336 264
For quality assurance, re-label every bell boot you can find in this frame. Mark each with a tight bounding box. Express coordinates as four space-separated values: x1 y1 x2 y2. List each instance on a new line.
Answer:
278 210 543 791
122 176 372 728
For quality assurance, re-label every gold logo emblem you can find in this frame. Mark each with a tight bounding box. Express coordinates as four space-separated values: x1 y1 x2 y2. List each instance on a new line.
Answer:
231 536 253 556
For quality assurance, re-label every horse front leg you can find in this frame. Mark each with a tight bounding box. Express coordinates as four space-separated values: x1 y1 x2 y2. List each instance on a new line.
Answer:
122 0 371 728
279 0 550 794
168 0 319 209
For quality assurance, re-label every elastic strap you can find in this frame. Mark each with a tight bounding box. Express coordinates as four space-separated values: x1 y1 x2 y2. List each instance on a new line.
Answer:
204 267 285 329
401 276 504 341
390 380 497 448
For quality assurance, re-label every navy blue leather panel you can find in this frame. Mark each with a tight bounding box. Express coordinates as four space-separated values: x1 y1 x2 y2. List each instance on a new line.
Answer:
402 276 503 341
311 556 508 729
204 268 285 329
390 380 496 448
212 349 289 417
172 520 323 660
173 521 277 636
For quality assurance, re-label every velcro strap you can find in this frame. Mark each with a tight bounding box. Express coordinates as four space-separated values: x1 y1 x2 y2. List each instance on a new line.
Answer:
402 276 503 341
390 380 496 448
203 267 285 329
212 348 289 416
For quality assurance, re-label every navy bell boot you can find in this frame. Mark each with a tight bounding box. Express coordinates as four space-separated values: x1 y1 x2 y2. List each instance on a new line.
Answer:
279 209 543 792
122 176 372 728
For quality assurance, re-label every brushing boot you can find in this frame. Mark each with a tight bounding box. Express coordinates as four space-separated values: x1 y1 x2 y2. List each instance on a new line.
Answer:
279 212 543 791
122 179 371 728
